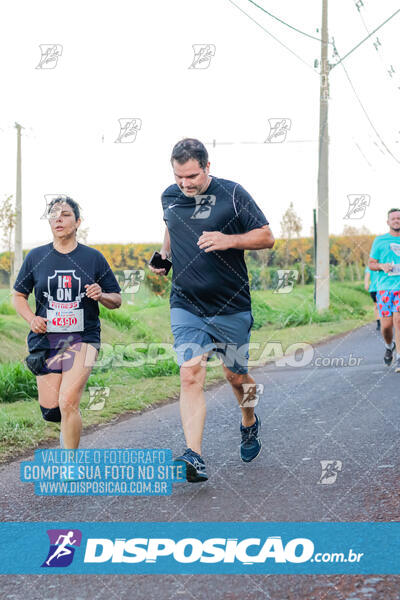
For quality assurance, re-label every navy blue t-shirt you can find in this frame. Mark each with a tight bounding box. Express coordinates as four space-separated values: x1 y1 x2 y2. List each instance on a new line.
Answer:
13 243 121 352
161 176 269 317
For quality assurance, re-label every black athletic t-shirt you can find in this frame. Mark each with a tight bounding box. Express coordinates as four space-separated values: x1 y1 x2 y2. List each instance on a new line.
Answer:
13 243 121 352
161 176 269 317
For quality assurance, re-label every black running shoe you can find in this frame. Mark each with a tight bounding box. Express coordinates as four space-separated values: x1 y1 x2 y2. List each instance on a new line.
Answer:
174 448 208 483
395 357 400 373
384 343 395 366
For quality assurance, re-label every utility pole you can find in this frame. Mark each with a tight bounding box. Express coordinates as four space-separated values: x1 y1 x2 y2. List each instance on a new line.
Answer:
313 207 317 304
12 122 23 287
315 0 330 311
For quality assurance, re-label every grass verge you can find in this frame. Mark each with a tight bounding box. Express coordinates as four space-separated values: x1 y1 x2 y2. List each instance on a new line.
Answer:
0 283 374 462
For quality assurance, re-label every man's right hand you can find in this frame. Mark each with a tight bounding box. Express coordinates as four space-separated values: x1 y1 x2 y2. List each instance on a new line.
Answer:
30 316 48 334
148 249 169 276
381 263 394 274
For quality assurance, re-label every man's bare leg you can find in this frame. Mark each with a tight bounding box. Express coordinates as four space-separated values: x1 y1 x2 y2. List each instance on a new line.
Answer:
381 315 394 347
222 365 256 427
179 354 207 454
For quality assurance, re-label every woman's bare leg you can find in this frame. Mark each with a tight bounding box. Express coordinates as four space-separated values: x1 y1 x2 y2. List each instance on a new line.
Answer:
58 343 98 449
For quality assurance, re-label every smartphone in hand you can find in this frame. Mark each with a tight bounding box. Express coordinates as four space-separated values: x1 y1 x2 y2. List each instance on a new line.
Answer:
149 251 172 274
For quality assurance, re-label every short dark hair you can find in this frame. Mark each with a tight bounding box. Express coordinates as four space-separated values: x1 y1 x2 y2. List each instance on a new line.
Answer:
388 208 400 217
48 196 80 221
171 138 208 169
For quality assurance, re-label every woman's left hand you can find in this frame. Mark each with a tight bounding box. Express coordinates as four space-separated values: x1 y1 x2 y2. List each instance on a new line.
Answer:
85 283 103 301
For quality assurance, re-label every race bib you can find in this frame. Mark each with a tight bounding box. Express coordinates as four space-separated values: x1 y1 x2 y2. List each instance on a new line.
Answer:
46 308 84 332
388 264 400 276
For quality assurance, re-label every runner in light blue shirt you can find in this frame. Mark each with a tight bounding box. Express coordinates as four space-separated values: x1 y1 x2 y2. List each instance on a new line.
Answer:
369 208 400 370
364 266 380 330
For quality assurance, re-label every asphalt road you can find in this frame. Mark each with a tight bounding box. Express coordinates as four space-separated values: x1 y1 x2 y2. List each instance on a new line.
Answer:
1 323 400 599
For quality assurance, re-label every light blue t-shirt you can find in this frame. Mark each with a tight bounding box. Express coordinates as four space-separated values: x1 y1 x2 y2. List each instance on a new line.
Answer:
370 233 400 290
364 266 379 292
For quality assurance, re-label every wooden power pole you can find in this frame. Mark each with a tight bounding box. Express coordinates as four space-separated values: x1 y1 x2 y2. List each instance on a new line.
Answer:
315 0 330 311
12 123 23 286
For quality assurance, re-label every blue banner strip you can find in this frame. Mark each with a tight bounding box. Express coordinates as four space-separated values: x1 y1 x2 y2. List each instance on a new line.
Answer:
0 522 399 574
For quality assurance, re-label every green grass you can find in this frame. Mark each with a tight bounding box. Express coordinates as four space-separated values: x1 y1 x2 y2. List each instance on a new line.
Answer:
99 305 134 330
0 363 37 402
0 316 31 363
0 282 374 461
0 301 16 315
251 282 368 329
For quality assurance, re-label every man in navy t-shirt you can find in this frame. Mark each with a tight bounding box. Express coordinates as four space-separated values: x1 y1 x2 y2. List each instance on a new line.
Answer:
150 138 275 482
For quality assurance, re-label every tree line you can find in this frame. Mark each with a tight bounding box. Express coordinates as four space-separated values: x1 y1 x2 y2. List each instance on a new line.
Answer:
0 197 377 293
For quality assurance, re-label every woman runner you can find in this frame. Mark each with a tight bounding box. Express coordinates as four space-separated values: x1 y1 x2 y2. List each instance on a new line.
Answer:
13 197 121 449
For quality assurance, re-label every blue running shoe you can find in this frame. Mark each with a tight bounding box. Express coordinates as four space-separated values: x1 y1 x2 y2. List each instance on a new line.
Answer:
240 414 262 462
174 448 208 483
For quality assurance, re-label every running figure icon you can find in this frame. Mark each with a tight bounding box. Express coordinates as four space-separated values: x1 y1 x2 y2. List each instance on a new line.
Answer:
45 531 77 566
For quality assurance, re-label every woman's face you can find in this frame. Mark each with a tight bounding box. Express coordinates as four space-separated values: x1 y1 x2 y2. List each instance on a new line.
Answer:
48 202 80 240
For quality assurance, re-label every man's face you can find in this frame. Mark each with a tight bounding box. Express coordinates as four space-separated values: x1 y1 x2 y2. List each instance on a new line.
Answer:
172 159 210 197
388 211 400 232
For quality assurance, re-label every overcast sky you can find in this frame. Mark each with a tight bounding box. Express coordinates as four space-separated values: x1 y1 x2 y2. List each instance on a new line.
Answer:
1 0 400 250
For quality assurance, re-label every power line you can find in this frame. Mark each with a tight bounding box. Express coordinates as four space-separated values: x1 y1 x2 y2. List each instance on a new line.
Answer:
352 1 400 93
226 0 317 73
205 140 316 145
333 41 400 166
331 7 400 69
247 0 330 44
226 1 398 165
354 140 374 169
344 2 398 168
